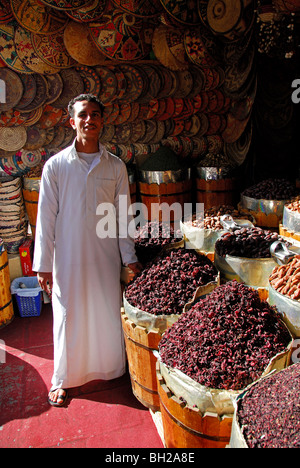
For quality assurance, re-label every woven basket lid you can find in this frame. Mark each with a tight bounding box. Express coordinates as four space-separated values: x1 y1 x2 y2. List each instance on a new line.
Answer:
31 30 76 69
39 0 91 10
15 73 37 110
108 65 127 101
89 12 153 61
222 112 251 144
0 126 27 152
0 21 33 73
0 68 24 112
0 0 13 23
224 121 252 166
52 68 84 109
19 148 43 168
19 74 48 113
152 24 188 71
66 0 106 22
14 25 61 74
206 0 242 34
64 21 107 66
94 66 117 105
22 106 43 126
111 0 163 17
115 64 144 103
10 0 66 35
75 65 101 96
103 102 119 125
160 0 201 25
184 27 217 68
37 104 63 128
24 126 47 150
44 73 63 105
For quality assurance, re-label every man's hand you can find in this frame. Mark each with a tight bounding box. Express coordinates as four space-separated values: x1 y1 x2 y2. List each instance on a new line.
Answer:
37 272 53 296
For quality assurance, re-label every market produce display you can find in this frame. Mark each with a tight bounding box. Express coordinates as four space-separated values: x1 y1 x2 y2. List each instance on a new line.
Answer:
269 254 300 300
215 226 286 258
189 204 253 230
125 247 218 315
235 363 300 448
159 280 291 391
242 178 298 200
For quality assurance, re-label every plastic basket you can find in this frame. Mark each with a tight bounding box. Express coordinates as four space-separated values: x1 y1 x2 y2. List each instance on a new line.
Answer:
11 276 43 317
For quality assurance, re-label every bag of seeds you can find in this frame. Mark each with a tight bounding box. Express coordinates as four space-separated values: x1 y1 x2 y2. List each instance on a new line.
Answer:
230 363 300 448
158 281 293 417
124 247 219 333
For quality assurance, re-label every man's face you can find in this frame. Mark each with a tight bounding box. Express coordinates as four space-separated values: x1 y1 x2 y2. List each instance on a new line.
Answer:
70 100 103 142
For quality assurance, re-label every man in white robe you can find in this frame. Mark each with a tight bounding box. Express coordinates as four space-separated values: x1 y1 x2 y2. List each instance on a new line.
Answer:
33 94 141 406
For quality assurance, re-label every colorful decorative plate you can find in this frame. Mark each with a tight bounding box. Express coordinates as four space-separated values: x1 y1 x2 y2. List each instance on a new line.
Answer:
0 21 32 73
107 65 127 101
14 25 60 74
89 11 153 61
113 103 131 125
0 68 23 111
15 73 37 110
0 0 14 23
173 70 193 98
111 0 162 17
99 124 115 143
49 125 65 147
117 64 144 103
39 0 91 10
19 148 43 167
152 24 188 71
127 102 140 122
24 125 47 150
130 120 146 143
75 65 101 97
31 30 76 69
19 73 48 112
66 0 106 22
223 43 255 95
160 0 201 25
0 109 27 126
103 102 119 125
141 120 158 144
136 64 161 103
156 66 177 99
224 121 252 166
52 68 84 109
44 127 55 147
95 66 117 105
64 21 107 66
0 126 27 151
10 0 66 35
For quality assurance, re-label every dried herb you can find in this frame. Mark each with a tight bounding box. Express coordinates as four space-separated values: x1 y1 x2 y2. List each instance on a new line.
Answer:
125 248 218 316
238 364 300 448
159 281 291 391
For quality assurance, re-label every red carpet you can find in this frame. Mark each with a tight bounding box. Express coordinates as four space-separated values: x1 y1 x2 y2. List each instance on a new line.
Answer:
0 304 164 448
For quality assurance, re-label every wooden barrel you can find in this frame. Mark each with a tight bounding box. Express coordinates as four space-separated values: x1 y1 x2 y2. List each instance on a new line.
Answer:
0 240 14 328
156 364 232 448
22 177 40 239
121 309 161 411
138 168 192 222
196 166 236 210
239 195 287 229
128 172 137 204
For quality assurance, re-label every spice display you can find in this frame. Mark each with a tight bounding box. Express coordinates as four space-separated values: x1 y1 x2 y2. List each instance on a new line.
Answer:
199 153 233 168
215 227 285 258
242 178 298 200
237 364 300 448
125 248 218 316
269 255 300 300
159 280 291 391
134 221 182 265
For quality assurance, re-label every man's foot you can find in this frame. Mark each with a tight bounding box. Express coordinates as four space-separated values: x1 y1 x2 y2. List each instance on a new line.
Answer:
48 388 68 407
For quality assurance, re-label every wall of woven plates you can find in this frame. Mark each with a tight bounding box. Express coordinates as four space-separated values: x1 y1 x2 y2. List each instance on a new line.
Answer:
0 0 299 252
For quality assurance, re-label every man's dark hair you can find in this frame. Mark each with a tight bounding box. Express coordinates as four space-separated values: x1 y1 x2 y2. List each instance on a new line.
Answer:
68 94 105 118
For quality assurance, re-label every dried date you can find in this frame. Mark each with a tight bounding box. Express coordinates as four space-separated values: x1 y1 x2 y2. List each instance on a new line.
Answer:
242 178 298 201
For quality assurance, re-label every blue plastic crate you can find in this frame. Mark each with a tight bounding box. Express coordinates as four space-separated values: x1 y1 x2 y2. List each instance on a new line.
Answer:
11 277 43 317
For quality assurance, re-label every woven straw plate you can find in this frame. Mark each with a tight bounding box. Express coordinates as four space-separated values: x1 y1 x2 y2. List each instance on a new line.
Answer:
0 68 23 111
0 126 27 152
64 21 107 66
10 0 66 35
0 21 32 73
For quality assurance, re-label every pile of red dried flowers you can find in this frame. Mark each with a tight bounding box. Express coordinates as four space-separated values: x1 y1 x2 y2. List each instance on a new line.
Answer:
125 248 218 316
237 364 300 448
159 280 291 391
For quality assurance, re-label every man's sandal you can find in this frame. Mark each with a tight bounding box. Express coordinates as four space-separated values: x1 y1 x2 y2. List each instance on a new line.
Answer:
48 389 68 407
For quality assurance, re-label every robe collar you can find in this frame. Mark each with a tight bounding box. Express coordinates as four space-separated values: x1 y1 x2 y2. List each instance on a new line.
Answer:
67 139 108 162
